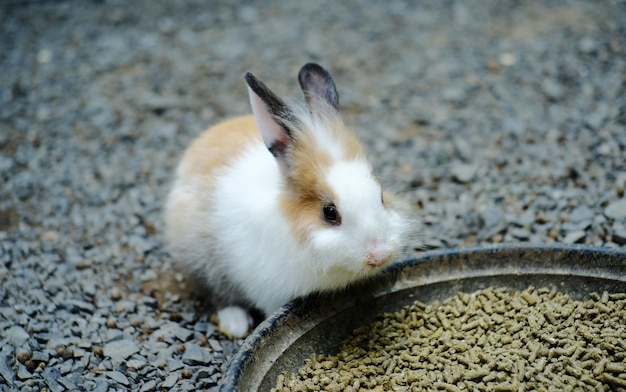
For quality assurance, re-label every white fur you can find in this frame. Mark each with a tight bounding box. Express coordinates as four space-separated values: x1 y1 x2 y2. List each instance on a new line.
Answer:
313 160 395 266
285 98 346 160
216 306 254 339
209 143 297 313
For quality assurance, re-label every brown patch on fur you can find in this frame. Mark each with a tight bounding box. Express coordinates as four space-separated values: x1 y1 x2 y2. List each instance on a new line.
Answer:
280 130 338 244
178 115 262 184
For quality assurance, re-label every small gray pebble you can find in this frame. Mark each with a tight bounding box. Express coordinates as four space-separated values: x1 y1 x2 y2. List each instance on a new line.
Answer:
605 199 626 220
57 376 78 390
30 321 52 333
140 380 158 392
106 370 130 386
562 230 586 244
542 79 564 101
182 344 210 365
92 378 110 392
58 359 74 375
13 171 35 200
585 112 606 131
512 209 535 227
31 350 50 362
143 316 161 330
208 339 223 352
61 299 95 314
5 325 30 347
575 219 592 231
161 372 180 388
173 325 194 342
17 362 32 379
478 206 507 240
46 379 66 392
205 323 217 337
509 228 531 240
139 269 158 282
502 117 525 135
64 247 84 265
115 300 137 313
481 207 504 228
103 339 140 365
0 155 15 174
13 303 35 316
126 358 147 370
43 366 61 381
155 321 194 343
453 139 474 161
83 281 97 297
0 348 15 384
197 366 216 380
104 328 124 343
175 379 196 391
441 86 467 104
99 358 114 371
450 163 478 183
578 36 596 53
521 209 536 226
180 311 197 323
167 358 185 371
569 205 594 223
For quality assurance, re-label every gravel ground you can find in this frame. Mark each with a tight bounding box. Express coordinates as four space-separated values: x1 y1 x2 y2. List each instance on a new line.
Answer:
1 0 625 391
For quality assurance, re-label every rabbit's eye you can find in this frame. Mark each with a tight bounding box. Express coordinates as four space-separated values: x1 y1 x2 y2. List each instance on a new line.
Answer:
322 204 341 226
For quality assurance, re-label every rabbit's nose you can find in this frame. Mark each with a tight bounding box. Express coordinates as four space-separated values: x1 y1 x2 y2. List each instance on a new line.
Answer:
365 239 393 267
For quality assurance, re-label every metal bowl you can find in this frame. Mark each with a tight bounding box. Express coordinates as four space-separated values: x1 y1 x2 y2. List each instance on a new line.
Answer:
220 244 626 391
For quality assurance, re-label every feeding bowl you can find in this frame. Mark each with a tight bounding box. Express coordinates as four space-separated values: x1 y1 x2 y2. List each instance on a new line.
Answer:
220 244 626 391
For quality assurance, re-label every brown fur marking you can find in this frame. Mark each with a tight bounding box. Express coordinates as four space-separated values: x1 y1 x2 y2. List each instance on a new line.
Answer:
178 115 262 184
279 126 344 244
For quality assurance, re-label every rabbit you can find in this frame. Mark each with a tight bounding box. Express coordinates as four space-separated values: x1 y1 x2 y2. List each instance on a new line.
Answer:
165 63 413 338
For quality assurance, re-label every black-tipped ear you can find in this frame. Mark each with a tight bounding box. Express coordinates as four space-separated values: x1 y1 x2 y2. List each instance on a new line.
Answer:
244 72 294 158
298 63 339 111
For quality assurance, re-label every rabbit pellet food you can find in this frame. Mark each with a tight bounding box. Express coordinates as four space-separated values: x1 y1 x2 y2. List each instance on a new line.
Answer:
272 287 626 391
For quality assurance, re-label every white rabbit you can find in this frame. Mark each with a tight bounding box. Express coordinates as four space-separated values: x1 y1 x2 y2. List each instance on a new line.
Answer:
165 63 412 338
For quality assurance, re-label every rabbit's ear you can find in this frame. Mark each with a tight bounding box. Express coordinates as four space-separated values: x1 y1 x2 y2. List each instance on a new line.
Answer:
245 72 295 159
298 63 339 112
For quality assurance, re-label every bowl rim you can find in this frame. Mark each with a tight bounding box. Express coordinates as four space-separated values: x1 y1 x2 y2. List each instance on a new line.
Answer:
220 243 626 391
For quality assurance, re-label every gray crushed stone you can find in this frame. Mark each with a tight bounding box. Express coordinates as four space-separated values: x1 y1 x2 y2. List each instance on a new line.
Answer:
1 0 625 390
605 198 626 220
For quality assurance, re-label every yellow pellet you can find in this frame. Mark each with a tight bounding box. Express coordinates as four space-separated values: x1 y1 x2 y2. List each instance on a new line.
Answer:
273 287 626 391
